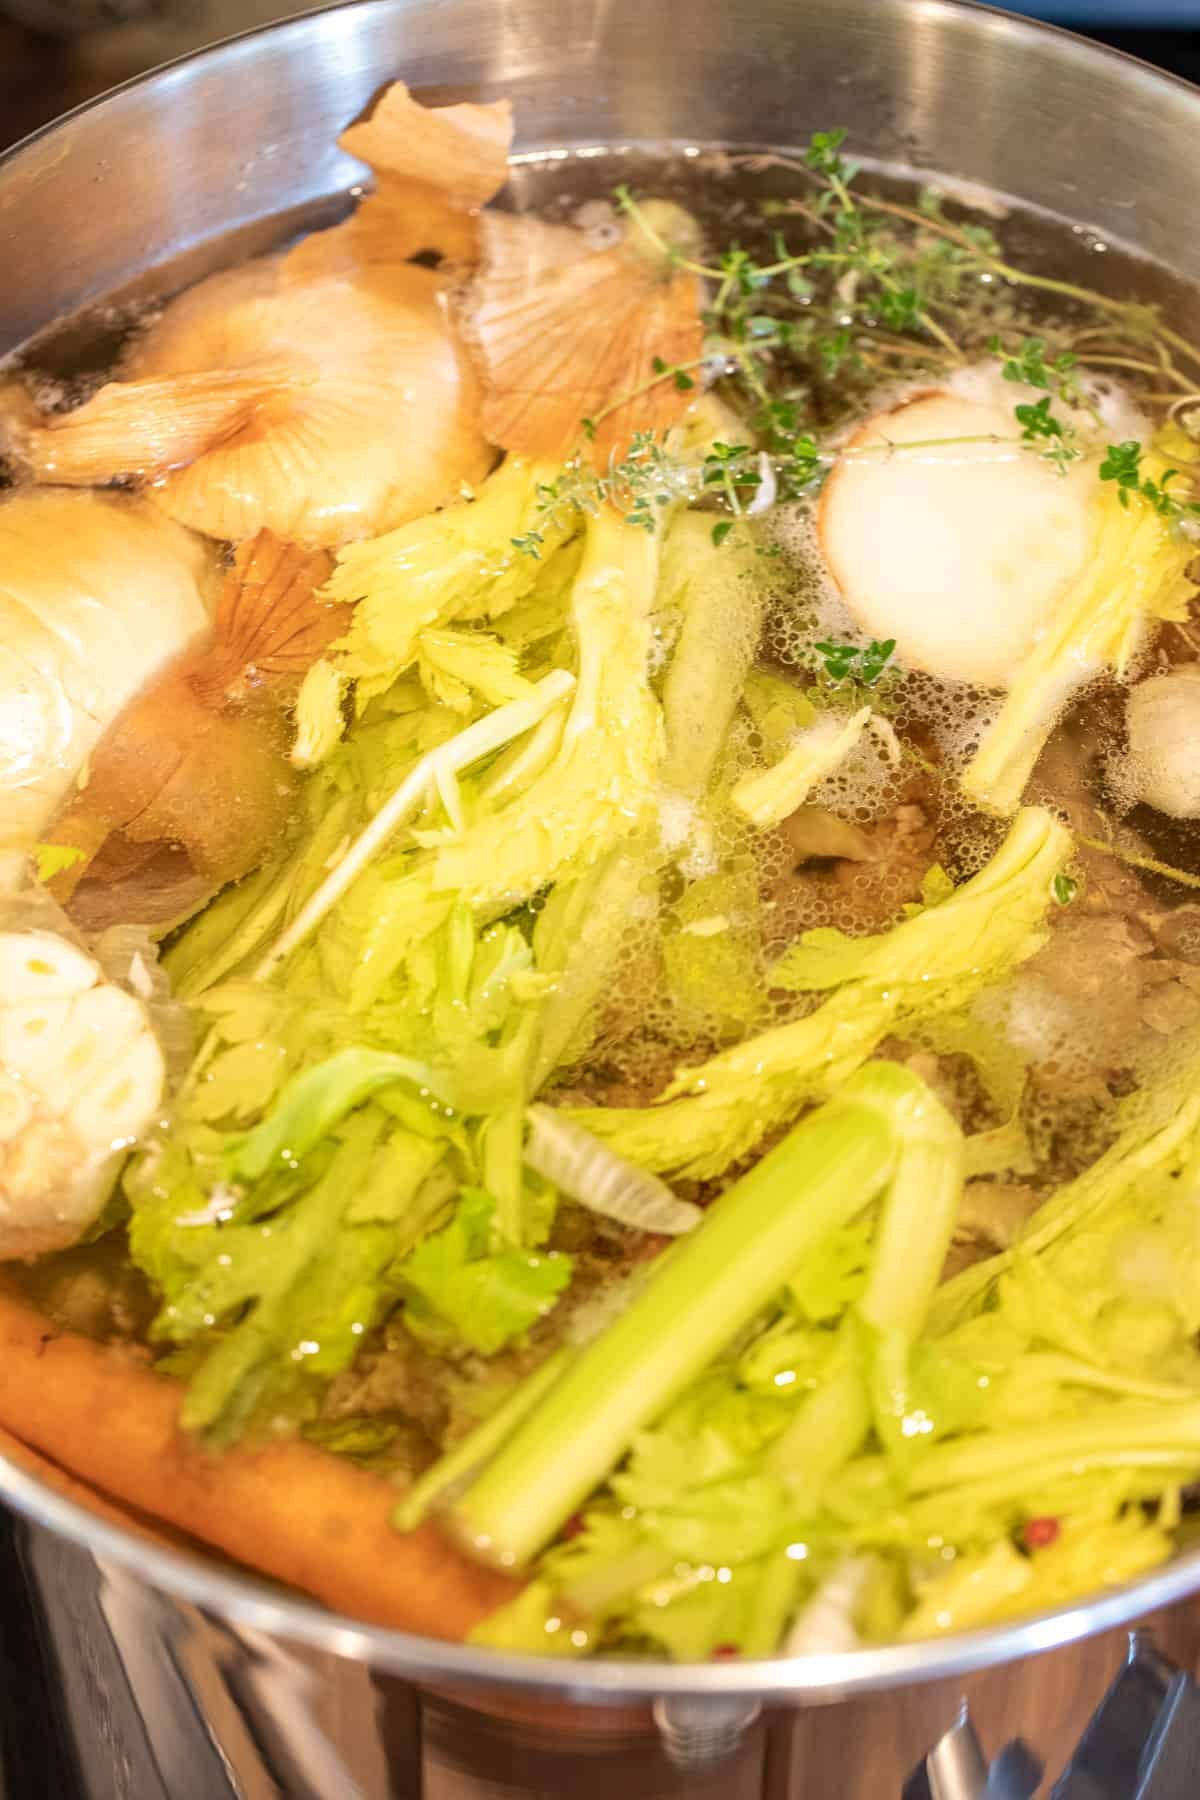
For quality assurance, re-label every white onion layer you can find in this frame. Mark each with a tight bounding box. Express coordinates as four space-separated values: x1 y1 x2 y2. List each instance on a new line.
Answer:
524 1104 701 1235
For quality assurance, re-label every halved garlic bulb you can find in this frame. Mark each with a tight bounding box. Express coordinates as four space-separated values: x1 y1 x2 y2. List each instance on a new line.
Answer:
459 207 704 463
0 490 213 847
818 390 1096 688
0 928 165 1258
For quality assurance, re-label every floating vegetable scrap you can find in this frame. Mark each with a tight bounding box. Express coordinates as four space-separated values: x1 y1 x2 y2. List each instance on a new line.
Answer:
459 205 704 461
290 79 513 278
3 93 1200 1663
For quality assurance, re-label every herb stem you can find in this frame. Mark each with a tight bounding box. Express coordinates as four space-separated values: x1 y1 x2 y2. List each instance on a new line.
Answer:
1078 354 1195 391
1079 833 1200 893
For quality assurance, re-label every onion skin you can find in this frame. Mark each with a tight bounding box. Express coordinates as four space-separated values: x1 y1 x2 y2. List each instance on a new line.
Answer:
45 531 340 925
0 492 213 850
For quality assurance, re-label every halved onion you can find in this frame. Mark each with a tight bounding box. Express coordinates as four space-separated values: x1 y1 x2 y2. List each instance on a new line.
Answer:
0 491 213 848
818 390 1096 689
120 254 491 546
286 82 512 282
459 208 704 462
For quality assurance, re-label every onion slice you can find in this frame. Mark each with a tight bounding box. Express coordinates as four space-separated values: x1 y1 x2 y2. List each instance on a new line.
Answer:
523 1104 702 1235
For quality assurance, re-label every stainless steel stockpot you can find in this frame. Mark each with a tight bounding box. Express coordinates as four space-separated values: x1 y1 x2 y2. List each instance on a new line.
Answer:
3 3 1200 1790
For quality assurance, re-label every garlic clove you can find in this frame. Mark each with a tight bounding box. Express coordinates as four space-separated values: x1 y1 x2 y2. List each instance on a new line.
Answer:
1125 664 1200 819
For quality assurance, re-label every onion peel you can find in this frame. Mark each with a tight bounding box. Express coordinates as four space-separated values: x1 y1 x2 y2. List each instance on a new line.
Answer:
287 81 513 282
46 529 341 923
459 209 704 463
20 368 301 487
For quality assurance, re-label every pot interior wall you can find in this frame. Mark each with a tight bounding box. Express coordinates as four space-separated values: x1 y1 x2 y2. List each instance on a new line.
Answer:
3 0 1200 360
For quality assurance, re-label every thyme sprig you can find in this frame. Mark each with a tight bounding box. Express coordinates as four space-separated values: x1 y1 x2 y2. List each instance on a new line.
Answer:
511 430 700 555
814 637 897 686
523 132 1200 560
1099 440 1200 528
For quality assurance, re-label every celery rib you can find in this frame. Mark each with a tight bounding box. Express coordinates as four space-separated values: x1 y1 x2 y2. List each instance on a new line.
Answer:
443 1067 907 1569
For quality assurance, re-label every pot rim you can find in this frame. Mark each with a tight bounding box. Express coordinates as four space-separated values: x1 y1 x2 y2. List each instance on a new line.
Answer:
5 1451 1200 1701
4 0 1200 1702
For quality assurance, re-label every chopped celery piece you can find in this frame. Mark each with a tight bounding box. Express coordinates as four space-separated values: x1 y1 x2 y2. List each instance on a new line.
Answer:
962 454 1195 814
767 1070 963 1493
317 458 577 714
317 507 662 1010
573 805 1071 1178
658 513 764 797
930 1025 1200 1334
731 706 871 826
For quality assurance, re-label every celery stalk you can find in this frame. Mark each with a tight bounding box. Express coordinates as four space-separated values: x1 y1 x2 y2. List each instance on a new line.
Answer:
907 1401 1200 1495
731 707 872 827
443 1065 905 1569
480 1102 525 1244
767 1075 963 1490
929 1027 1200 1334
764 1354 871 1506
392 1349 571 1531
859 1078 964 1340
255 668 576 983
961 469 1195 815
659 514 763 797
